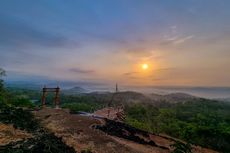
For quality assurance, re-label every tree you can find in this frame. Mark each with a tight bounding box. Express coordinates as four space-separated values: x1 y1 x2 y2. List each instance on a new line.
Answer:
0 68 6 90
0 68 6 100
171 141 192 153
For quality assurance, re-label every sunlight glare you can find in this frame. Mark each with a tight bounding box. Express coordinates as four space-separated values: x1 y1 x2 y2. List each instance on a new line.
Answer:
142 64 148 70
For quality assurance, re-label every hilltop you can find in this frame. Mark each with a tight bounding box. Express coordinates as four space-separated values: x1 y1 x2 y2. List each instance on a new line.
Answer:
1 84 230 153
77 91 199 106
62 86 89 95
34 108 217 153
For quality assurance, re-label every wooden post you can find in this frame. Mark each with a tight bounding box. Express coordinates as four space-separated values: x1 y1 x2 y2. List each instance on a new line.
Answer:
54 86 60 109
41 86 61 108
41 86 47 108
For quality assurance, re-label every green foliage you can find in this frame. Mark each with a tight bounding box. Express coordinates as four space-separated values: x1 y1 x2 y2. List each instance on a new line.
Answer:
62 102 102 113
0 101 39 132
125 104 160 133
171 141 192 153
1 68 229 152
0 132 76 153
9 97 35 108
0 68 6 101
0 68 6 89
61 95 98 104
0 68 76 152
0 69 35 109
124 99 230 152
81 147 93 153
0 94 76 153
6 87 41 103
125 117 152 132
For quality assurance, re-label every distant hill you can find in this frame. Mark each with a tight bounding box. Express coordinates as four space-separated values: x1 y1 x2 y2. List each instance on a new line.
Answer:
215 97 230 102
111 91 152 105
85 91 152 106
85 91 198 106
5 81 42 90
163 92 197 103
148 92 197 103
62 86 88 95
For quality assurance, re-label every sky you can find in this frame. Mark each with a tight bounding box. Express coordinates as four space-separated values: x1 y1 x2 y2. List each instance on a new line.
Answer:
1 0 230 87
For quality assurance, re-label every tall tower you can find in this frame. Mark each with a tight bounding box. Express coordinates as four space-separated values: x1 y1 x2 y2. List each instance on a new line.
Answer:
116 83 118 93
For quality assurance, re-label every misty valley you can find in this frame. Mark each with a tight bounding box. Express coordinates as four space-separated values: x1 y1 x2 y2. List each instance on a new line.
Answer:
0 78 229 153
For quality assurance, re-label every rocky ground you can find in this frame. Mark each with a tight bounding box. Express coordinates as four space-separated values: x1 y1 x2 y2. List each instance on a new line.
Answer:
0 103 75 153
34 108 218 153
0 123 33 146
34 108 169 153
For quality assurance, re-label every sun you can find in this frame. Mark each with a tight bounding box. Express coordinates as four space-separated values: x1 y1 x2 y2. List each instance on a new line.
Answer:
142 63 149 70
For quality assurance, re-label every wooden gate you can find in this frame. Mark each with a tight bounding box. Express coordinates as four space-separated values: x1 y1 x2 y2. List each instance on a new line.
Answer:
41 86 60 108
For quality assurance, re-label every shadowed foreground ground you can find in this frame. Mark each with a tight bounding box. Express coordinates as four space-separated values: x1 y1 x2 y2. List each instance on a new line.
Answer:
34 108 217 153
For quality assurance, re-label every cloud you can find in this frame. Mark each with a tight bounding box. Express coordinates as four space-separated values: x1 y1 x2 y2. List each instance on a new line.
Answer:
119 47 160 61
128 76 143 80
69 68 95 74
78 30 128 44
166 36 178 41
160 35 194 46
5 70 106 87
0 15 79 49
170 25 177 34
173 35 194 44
124 47 153 57
123 71 139 76
155 67 176 72
152 78 167 81
147 68 176 79
161 25 194 46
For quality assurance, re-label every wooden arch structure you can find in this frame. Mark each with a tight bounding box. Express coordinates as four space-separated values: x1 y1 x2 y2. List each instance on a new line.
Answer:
41 86 60 108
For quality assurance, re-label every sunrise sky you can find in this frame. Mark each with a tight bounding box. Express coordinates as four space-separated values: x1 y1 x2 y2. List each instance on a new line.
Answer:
1 0 230 87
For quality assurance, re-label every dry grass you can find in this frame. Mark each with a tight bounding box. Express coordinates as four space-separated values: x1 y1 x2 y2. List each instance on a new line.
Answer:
0 123 33 146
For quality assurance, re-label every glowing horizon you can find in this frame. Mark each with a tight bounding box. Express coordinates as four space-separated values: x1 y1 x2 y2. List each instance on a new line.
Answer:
1 0 230 87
